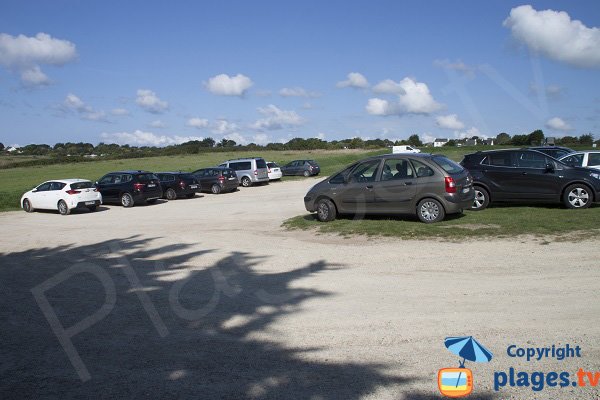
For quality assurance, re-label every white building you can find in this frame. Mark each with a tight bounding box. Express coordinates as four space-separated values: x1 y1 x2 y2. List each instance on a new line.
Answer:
433 138 449 147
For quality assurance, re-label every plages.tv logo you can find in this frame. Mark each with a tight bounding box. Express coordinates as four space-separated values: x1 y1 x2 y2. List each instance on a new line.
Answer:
438 336 493 398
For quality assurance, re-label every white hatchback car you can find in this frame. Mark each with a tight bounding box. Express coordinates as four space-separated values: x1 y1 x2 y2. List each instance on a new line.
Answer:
559 151 600 170
266 161 283 181
21 179 102 215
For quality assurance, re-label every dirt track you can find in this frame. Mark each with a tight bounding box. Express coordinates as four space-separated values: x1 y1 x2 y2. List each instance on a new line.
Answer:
1 178 599 399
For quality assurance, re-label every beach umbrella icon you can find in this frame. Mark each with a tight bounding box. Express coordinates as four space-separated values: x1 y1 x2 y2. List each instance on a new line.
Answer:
444 336 493 389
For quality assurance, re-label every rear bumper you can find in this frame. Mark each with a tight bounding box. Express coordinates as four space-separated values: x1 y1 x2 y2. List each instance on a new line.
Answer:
443 188 475 213
73 200 101 209
133 190 162 203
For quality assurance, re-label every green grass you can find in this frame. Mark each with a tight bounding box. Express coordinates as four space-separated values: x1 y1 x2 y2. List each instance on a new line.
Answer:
283 205 600 241
0 148 389 211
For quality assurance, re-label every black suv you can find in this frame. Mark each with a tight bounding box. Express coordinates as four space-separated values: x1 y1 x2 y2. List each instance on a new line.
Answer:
461 149 600 210
156 172 201 200
191 167 239 194
96 170 162 207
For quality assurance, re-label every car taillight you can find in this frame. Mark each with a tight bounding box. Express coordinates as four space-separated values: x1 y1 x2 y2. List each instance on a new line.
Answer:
218 176 225 182
66 189 80 195
133 183 144 191
445 176 456 193
254 170 258 175
268 168 271 173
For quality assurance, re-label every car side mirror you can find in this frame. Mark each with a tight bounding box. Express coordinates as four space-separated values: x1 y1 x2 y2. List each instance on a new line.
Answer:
545 163 555 173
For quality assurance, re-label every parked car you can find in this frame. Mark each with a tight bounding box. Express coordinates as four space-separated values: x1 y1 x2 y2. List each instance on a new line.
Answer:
303 154 474 223
155 172 201 200
266 161 283 181
218 158 269 187
96 170 162 207
191 167 239 194
281 160 321 177
21 179 102 215
461 149 600 210
529 146 574 159
558 151 600 170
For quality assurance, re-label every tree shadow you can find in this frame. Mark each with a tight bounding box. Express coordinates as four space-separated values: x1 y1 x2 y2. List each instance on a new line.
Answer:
0 236 417 399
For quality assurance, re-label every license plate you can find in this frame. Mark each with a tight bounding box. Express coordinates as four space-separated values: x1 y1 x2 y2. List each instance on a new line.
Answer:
228 177 236 180
148 184 156 187
85 201 95 205
189 185 198 189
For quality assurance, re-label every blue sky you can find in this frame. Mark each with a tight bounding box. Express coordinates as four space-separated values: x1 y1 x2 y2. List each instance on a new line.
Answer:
1 0 599 147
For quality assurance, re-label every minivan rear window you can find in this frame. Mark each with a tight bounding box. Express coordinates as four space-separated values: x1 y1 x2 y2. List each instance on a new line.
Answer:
230 161 252 170
256 159 267 169
70 181 94 190
432 156 464 174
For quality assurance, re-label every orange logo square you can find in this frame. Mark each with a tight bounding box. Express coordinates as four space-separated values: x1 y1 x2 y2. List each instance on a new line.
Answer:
438 368 473 398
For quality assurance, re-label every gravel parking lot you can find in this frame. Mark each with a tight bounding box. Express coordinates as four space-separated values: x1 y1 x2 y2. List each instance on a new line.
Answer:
1 178 599 399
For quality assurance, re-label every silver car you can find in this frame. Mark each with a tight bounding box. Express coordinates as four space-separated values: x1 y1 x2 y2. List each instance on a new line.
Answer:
219 157 269 187
303 154 474 223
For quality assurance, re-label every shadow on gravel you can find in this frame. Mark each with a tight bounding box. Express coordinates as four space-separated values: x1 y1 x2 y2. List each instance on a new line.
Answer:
0 236 415 399
401 390 498 399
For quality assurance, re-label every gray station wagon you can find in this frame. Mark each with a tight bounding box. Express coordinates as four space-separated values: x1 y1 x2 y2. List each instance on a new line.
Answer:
303 154 474 223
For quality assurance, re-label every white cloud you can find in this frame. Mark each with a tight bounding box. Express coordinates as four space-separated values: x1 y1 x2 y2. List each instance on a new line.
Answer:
251 133 270 145
504 5 600 68
433 59 476 78
545 117 573 131
62 93 107 122
64 93 89 112
420 133 436 144
366 78 442 116
279 87 320 98
436 114 465 130
316 132 326 140
111 108 129 116
336 72 369 89
454 127 483 139
0 32 77 86
186 117 209 129
223 132 247 145
251 104 304 130
372 79 406 94
150 120 165 128
205 73 253 96
100 130 203 147
212 119 239 135
136 89 168 114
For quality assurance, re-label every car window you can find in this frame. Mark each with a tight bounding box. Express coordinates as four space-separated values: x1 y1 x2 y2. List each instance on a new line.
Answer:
381 159 414 181
349 160 380 183
48 182 64 191
516 152 548 169
36 182 51 191
588 153 600 166
256 159 267 169
230 161 251 171
410 160 435 178
432 156 464 174
561 154 584 167
98 175 114 184
70 181 93 190
488 152 513 167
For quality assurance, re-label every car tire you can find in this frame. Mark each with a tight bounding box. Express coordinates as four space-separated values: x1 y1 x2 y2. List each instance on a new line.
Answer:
471 186 490 211
87 206 97 212
417 198 445 223
121 192 134 208
316 198 336 222
563 184 592 209
166 188 177 200
303 170 310 177
211 184 222 194
241 177 251 187
58 200 70 215
23 199 34 213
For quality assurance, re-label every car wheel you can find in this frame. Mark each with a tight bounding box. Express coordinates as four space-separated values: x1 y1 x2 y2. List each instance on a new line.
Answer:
23 199 34 213
316 198 336 222
241 177 251 187
563 184 592 209
121 192 134 208
417 198 445 223
303 170 310 177
58 200 70 215
211 184 221 194
471 186 490 211
166 188 177 200
87 206 97 212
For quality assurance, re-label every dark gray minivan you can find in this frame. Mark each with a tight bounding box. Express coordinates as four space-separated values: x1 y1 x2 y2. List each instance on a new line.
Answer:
303 154 474 223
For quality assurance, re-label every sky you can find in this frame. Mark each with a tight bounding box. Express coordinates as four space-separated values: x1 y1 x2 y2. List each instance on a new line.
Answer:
1 0 599 147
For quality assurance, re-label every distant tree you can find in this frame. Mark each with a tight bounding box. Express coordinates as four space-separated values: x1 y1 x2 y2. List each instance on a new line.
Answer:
579 133 594 146
496 132 511 145
201 137 215 148
527 129 544 145
407 134 423 147
559 136 578 145
470 136 480 141
511 134 529 146
446 139 457 147
0 142 4 151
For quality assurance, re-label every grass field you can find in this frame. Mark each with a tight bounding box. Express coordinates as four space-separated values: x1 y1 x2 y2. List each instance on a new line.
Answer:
0 148 390 211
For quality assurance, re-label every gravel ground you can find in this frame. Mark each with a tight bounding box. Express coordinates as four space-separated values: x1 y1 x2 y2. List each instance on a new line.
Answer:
1 178 598 399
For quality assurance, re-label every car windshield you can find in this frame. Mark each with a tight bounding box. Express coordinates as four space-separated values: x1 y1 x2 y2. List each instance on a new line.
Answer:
432 156 464 174
267 162 278 168
70 181 94 190
256 159 267 169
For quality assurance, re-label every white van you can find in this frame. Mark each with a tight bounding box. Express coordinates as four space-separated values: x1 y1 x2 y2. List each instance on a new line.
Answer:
392 145 421 154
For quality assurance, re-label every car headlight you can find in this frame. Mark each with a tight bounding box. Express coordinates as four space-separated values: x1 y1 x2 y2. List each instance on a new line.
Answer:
590 172 600 180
